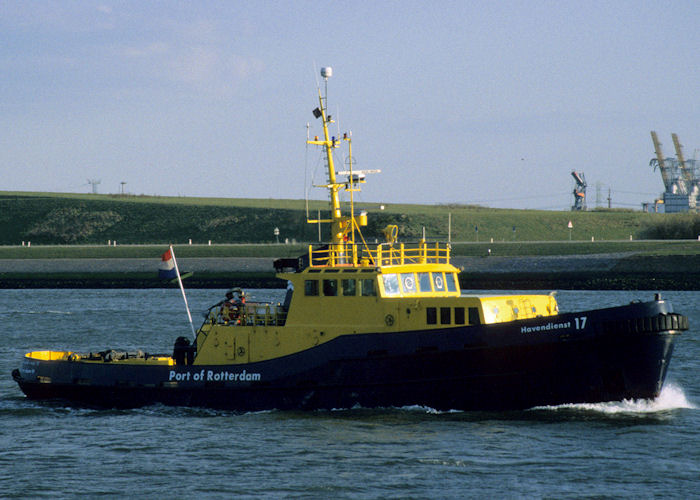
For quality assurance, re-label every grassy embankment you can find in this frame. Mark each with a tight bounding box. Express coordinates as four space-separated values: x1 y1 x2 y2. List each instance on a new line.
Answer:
1 191 698 289
3 190 700 246
1 240 699 259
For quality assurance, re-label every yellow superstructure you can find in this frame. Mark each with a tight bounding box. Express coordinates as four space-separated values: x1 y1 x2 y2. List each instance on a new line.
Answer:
192 242 558 365
191 68 559 366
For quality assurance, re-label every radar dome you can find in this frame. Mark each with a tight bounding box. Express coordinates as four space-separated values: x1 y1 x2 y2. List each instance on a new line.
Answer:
321 67 333 79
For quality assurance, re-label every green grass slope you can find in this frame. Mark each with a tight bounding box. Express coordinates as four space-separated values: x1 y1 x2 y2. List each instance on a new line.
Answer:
1 191 698 248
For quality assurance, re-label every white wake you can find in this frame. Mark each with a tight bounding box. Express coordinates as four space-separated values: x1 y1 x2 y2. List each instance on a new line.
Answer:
535 383 695 414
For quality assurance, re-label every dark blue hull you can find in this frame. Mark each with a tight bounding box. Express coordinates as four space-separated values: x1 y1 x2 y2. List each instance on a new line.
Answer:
14 300 687 411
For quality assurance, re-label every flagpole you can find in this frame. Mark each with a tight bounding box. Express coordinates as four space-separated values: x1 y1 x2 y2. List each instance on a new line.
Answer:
169 245 197 340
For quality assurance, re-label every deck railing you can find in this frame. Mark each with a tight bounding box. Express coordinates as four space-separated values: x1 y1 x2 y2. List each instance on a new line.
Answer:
213 302 288 326
307 241 451 268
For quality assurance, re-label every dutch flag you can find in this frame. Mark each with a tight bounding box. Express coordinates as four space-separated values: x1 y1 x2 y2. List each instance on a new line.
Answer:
159 248 178 280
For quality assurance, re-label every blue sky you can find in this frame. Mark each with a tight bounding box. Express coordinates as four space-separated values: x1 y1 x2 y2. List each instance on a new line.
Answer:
1 1 698 209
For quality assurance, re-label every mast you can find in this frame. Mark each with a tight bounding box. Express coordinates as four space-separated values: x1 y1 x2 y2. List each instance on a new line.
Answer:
305 68 380 267
307 67 350 248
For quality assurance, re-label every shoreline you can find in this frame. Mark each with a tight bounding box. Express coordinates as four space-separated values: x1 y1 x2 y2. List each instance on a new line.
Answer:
1 254 698 290
0 274 696 291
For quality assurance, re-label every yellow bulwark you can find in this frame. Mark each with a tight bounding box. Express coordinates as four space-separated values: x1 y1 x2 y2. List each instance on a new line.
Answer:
24 350 173 367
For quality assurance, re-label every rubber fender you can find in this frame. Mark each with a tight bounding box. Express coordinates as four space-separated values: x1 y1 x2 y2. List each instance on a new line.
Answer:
681 315 689 330
649 316 658 332
629 319 639 334
665 315 673 331
604 314 688 334
655 313 689 332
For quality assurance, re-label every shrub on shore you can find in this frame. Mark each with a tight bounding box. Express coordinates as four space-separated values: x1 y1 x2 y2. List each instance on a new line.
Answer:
638 214 700 239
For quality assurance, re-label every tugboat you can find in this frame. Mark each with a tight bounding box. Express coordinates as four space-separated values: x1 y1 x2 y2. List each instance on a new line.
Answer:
13 69 689 411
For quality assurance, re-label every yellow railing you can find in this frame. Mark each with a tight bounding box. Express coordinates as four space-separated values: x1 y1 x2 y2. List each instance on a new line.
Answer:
242 303 288 326
213 303 288 326
308 241 451 268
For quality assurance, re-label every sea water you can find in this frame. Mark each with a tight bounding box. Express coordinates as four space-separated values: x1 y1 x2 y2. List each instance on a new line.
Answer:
0 289 698 498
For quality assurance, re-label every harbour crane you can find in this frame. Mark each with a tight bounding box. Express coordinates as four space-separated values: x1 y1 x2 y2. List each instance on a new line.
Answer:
571 171 587 211
672 133 695 190
648 131 700 212
650 131 683 193
672 133 699 209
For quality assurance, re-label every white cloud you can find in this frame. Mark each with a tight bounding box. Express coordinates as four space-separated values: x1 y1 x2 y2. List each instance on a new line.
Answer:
112 17 265 98
168 46 263 91
121 42 170 59
162 19 265 96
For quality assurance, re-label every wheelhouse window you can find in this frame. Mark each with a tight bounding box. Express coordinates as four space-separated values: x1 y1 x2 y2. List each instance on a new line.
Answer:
382 274 400 296
361 278 377 296
432 272 446 292
304 280 319 296
417 272 432 292
455 307 465 324
445 273 457 292
426 307 437 324
323 279 338 296
469 307 481 325
400 273 416 293
440 307 451 324
342 278 356 296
